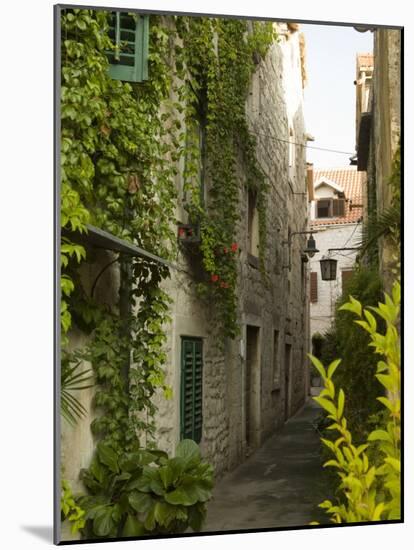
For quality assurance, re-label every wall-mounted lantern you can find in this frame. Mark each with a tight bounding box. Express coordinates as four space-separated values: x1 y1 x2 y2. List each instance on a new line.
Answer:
283 231 319 270
319 256 338 281
303 235 318 258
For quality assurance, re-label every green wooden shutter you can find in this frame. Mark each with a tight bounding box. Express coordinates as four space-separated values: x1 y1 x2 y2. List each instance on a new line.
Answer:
107 12 149 82
180 337 203 443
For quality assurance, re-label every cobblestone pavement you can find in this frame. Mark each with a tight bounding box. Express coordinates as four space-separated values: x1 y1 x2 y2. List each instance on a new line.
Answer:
201 398 331 533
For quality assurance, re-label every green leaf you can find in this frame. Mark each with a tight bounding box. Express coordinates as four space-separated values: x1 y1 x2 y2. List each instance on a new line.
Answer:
377 396 394 413
176 439 201 464
392 282 400 307
384 457 400 472
337 389 345 419
97 442 119 473
122 514 146 537
308 354 326 379
93 506 115 537
372 502 385 521
154 501 178 527
129 492 154 513
365 466 376 489
375 374 395 393
187 503 205 531
364 309 377 332
339 295 362 317
368 430 392 442
165 485 198 506
327 359 341 379
323 459 341 468
313 396 337 417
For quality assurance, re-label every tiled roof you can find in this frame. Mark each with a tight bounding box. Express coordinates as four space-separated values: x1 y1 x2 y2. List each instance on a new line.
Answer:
311 167 366 227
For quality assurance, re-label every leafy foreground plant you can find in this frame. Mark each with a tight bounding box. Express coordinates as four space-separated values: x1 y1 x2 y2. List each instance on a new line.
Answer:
61 353 94 426
78 439 214 538
309 281 400 523
61 479 86 534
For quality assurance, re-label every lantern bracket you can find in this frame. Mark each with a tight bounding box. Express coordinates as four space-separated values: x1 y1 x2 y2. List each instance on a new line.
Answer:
282 230 321 271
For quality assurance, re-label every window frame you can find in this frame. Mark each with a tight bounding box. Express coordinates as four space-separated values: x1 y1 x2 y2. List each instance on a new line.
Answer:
315 197 346 219
106 12 150 83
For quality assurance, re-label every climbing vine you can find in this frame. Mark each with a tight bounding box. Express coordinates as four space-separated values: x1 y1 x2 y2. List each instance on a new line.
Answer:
174 17 276 338
60 9 277 538
60 8 179 448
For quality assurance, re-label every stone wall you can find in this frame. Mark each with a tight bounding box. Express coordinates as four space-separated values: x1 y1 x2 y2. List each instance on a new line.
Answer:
368 29 401 290
61 20 310 490
154 23 309 478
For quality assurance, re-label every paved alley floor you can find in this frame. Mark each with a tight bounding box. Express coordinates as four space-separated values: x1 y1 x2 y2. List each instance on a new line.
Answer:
201 398 331 533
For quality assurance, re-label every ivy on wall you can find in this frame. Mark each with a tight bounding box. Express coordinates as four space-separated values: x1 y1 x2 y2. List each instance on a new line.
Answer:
61 9 178 448
174 17 276 338
60 8 278 537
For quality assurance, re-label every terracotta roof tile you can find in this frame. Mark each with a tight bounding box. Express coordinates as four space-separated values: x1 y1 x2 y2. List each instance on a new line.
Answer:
311 167 366 227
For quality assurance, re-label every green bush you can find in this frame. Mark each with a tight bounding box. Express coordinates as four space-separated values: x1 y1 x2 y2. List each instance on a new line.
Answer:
78 439 214 538
320 268 383 441
310 281 400 523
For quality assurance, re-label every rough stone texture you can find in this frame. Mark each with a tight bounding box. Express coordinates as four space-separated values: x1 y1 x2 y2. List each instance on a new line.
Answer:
366 29 401 291
62 22 310 493
155 24 310 478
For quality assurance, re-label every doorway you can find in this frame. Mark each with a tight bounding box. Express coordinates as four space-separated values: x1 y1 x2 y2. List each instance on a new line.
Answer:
245 325 260 449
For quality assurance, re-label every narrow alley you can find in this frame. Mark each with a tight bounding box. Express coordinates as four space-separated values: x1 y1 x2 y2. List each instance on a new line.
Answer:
202 400 330 532
54 8 401 543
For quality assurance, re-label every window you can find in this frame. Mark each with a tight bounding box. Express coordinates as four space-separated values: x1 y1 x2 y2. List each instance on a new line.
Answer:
316 198 345 218
106 12 149 82
316 199 331 218
182 82 207 217
310 271 318 303
183 121 206 208
180 337 203 443
272 330 280 387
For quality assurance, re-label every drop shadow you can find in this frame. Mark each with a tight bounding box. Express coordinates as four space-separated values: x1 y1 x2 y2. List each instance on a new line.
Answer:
21 525 53 543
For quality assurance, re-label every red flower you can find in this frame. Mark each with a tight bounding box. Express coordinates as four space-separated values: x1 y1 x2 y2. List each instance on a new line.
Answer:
211 274 219 283
231 242 238 252
178 227 186 237
223 246 228 253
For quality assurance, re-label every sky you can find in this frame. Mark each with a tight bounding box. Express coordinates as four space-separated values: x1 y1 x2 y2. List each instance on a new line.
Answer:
301 24 373 169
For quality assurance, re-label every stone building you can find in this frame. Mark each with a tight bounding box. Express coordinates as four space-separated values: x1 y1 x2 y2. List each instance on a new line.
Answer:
309 168 364 337
354 30 401 290
155 22 310 476
60 16 311 501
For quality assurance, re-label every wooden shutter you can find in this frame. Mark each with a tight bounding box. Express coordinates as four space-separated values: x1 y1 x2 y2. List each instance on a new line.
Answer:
332 199 345 217
107 12 149 82
316 199 331 218
180 338 203 443
310 271 318 303
341 269 353 293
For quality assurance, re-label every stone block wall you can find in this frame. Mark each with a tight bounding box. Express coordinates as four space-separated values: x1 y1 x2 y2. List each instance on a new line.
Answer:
61 20 310 488
154 23 309 478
